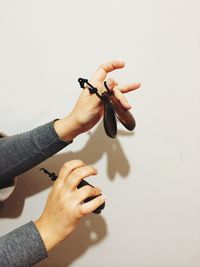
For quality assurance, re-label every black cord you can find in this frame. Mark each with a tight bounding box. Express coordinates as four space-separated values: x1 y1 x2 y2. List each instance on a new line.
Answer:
39 168 57 181
78 78 102 99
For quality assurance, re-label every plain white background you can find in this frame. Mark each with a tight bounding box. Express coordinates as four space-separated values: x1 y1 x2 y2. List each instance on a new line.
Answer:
0 0 200 266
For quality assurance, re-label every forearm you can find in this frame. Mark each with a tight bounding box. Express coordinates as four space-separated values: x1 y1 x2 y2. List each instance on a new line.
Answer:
0 221 47 267
53 113 83 141
0 120 73 187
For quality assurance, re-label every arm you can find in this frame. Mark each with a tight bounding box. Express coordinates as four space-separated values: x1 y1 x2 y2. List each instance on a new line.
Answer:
34 60 140 253
0 120 72 188
0 60 140 266
0 61 140 188
0 222 47 267
0 160 104 266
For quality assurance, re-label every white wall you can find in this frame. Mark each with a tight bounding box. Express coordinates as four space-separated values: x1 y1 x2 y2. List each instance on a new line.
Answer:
0 0 200 266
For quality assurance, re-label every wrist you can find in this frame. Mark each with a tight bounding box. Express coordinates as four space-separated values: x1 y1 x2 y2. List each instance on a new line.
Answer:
34 218 59 252
53 114 82 142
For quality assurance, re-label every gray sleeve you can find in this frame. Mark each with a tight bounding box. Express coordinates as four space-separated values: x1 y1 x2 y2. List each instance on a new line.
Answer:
0 120 72 187
0 221 47 267
0 120 73 265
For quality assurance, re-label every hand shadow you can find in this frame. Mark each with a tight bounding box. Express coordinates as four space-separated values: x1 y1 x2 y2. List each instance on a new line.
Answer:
0 122 134 267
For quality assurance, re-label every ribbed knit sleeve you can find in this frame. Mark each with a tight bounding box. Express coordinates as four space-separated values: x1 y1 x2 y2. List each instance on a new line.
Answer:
0 221 47 266
0 120 72 188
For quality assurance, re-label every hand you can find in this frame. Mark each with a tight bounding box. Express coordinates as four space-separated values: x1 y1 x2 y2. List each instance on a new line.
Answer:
34 160 105 252
54 60 141 141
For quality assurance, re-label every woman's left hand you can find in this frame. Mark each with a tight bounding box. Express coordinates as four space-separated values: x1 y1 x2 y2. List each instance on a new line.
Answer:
54 60 141 141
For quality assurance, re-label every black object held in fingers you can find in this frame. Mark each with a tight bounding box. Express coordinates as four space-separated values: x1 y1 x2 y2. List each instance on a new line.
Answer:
78 78 136 138
39 168 105 214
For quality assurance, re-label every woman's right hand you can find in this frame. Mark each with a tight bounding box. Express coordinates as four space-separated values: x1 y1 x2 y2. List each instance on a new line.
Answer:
34 160 105 252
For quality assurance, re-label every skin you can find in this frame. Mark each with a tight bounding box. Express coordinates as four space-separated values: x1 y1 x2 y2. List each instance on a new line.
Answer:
34 60 140 252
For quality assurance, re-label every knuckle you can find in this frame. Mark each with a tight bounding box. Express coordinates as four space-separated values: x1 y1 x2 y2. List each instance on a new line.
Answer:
99 63 105 70
98 196 103 204
73 166 95 178
74 159 85 165
96 187 101 195
63 159 85 170
93 187 99 195
92 188 98 196
79 207 87 216
63 162 73 171
72 168 81 177
54 179 63 189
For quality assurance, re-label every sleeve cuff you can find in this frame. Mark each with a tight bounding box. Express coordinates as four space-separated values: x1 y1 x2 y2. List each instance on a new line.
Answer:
0 221 47 266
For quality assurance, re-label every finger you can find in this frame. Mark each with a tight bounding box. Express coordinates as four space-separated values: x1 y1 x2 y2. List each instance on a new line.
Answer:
106 79 141 93
75 185 102 203
66 165 98 190
78 195 106 216
104 78 132 109
106 78 141 93
112 83 141 109
113 89 132 110
57 160 86 183
90 60 125 82
106 78 117 90
115 82 141 93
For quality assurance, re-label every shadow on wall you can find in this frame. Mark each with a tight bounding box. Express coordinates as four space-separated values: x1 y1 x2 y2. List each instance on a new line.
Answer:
0 122 134 266
36 214 107 267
